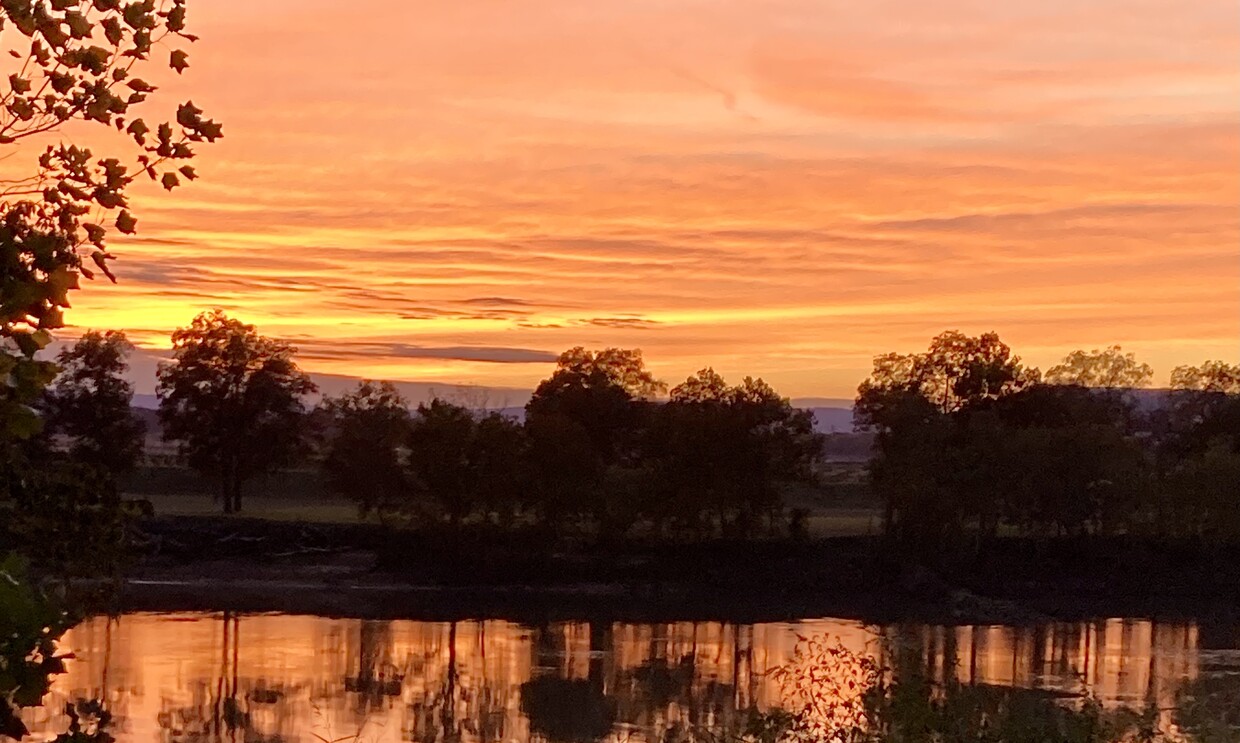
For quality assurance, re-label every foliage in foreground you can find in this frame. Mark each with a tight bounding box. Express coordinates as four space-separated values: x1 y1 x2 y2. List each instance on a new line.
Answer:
1 0 218 447
752 635 1171 743
0 0 216 737
0 556 113 743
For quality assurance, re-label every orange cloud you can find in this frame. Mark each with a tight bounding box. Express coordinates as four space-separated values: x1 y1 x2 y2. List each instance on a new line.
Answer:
6 0 1230 397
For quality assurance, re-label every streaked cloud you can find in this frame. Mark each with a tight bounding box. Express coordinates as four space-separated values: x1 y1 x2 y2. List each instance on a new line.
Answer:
14 0 1234 396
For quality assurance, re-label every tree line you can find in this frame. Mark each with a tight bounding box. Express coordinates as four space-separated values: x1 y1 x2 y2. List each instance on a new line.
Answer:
28 310 824 539
856 331 1240 552
26 314 1238 552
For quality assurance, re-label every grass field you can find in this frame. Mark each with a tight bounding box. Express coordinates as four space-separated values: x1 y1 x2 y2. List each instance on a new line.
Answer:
137 492 367 524
128 462 882 537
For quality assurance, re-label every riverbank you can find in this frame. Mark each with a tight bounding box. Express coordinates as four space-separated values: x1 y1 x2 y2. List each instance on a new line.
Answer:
112 515 1240 625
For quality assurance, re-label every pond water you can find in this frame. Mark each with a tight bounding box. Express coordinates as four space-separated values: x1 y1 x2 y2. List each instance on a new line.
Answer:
18 613 1240 742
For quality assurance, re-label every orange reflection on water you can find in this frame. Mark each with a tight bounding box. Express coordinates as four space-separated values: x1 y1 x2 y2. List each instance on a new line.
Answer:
20 614 1204 743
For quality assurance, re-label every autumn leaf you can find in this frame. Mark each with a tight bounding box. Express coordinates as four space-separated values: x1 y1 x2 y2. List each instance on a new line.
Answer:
102 17 124 45
115 209 137 234
126 118 149 143
83 223 107 245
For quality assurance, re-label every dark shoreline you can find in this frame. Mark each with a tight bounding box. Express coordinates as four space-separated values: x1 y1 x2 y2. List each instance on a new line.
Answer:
108 515 1240 625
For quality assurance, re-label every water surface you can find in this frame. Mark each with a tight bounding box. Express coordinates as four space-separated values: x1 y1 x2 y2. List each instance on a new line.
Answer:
20 613 1239 742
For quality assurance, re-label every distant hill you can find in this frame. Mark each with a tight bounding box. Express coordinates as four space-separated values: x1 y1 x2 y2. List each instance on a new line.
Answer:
799 405 854 434
131 374 530 411
129 387 1181 468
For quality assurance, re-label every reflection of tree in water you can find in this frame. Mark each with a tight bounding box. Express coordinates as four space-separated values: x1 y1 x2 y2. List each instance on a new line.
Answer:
401 622 512 743
520 677 616 743
156 678 300 743
518 622 618 743
609 623 748 743
403 621 457 743
37 614 1233 743
344 620 404 714
614 654 742 741
153 612 302 743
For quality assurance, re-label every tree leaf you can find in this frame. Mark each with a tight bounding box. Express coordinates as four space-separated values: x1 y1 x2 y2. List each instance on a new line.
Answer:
115 209 137 234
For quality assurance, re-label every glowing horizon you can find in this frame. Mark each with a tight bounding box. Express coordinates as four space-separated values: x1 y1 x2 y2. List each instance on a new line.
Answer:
40 0 1240 396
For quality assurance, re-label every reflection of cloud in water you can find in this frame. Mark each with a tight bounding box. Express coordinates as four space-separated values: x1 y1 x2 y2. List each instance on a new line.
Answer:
22 613 1222 742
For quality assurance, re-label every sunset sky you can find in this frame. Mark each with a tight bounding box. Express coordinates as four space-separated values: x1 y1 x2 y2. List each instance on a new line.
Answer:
46 0 1240 396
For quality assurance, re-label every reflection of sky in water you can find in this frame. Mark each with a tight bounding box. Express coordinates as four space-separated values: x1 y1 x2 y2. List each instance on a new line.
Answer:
17 614 1219 742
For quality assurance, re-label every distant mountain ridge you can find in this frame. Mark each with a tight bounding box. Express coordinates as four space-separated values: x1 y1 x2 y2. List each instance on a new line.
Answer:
131 374 532 412
133 391 856 435
132 387 1177 437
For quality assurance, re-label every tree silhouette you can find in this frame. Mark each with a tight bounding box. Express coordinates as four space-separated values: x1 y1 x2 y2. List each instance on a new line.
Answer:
471 411 526 525
407 399 480 526
43 330 145 480
527 347 665 463
0 555 70 740
1171 360 1240 394
524 408 602 528
157 310 315 514
1045 346 1153 388
855 331 1034 433
319 381 413 518
1159 360 1240 537
655 369 821 537
1166 360 1240 455
525 348 664 530
402 400 528 526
